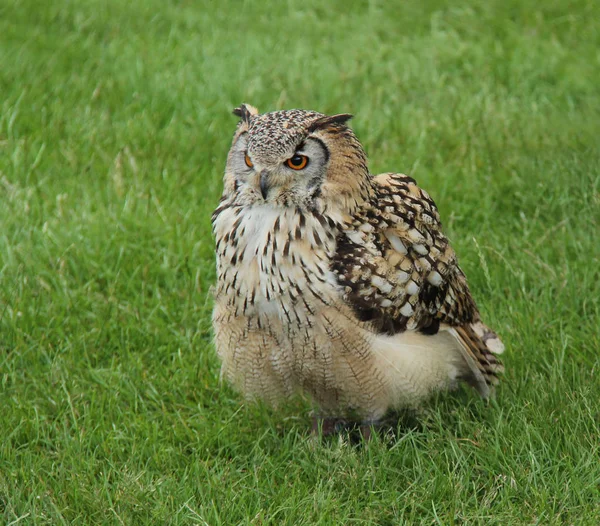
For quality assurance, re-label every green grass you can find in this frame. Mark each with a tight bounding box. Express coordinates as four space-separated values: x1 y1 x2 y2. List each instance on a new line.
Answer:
1 0 599 523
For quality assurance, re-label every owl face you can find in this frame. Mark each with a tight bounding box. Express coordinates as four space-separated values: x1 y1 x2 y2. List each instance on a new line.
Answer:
224 105 361 210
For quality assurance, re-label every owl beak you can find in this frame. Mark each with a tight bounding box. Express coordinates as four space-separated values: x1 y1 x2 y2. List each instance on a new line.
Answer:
259 170 271 200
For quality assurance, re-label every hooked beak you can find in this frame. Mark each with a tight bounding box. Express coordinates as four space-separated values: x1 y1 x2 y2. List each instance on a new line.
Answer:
259 171 270 200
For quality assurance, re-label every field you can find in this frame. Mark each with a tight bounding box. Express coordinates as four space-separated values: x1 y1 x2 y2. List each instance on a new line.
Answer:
1 0 599 523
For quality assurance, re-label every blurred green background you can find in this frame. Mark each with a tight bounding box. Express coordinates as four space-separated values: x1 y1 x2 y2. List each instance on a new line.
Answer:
1 0 599 523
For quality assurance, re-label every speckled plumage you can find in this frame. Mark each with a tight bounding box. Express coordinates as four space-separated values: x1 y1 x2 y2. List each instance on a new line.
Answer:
212 105 504 423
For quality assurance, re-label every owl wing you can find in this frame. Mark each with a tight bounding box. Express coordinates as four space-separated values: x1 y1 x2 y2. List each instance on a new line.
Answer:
333 173 504 394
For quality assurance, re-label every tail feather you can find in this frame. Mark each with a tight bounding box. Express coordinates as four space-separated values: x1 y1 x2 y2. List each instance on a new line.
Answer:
446 321 505 398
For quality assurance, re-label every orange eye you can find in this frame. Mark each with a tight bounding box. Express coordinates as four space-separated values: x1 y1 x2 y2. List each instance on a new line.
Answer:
285 154 308 170
244 153 253 168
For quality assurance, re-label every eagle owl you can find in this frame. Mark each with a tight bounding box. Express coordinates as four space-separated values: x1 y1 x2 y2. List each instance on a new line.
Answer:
212 104 504 431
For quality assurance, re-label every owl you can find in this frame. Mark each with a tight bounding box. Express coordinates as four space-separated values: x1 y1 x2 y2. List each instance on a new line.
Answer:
211 104 504 435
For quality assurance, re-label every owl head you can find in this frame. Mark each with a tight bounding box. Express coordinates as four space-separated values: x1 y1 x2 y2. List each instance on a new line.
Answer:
222 104 371 213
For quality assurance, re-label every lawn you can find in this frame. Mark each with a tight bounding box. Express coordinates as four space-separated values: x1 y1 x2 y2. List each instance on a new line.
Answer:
1 0 599 523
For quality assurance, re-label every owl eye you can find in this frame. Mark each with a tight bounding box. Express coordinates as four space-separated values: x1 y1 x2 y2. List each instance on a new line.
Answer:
244 153 253 168
285 154 309 170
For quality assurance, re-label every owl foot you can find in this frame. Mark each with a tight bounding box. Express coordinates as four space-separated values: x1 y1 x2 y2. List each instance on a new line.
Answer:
358 423 377 441
311 416 349 436
311 415 381 441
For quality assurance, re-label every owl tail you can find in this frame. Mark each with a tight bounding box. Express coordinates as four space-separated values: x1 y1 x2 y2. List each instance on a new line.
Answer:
446 321 505 398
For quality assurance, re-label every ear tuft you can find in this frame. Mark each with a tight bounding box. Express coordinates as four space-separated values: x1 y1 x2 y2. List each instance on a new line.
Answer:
232 103 259 123
308 113 353 132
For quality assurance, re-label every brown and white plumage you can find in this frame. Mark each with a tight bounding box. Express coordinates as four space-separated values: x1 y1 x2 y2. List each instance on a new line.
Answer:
212 105 504 424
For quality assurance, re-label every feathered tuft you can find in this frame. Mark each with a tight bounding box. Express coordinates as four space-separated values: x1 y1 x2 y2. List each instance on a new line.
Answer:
232 103 259 123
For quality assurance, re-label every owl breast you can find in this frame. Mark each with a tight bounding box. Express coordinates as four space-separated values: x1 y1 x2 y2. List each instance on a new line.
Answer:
212 203 340 320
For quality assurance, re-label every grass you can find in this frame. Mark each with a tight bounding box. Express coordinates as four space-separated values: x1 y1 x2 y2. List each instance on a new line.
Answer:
1 0 599 523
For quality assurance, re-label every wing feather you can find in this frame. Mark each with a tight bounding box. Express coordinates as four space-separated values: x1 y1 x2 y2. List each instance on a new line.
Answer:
333 173 504 392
